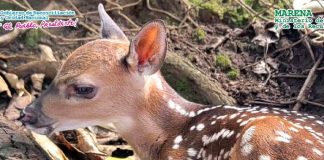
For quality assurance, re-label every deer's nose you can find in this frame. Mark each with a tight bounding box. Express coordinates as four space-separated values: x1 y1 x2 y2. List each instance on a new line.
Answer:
19 106 38 125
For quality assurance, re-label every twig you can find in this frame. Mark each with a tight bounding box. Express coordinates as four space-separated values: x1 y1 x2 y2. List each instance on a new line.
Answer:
7 0 30 10
247 100 295 107
117 11 140 29
203 20 255 51
263 41 272 86
301 32 316 63
40 28 99 42
65 0 83 17
273 74 307 79
293 54 324 111
270 29 319 55
23 0 33 9
235 0 270 21
179 39 203 54
146 0 182 22
78 21 99 35
303 100 324 108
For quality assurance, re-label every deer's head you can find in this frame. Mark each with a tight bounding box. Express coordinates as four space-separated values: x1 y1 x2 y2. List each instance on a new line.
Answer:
20 4 167 135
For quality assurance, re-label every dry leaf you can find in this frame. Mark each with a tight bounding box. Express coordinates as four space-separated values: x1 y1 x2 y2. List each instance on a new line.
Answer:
0 75 11 97
31 73 45 91
30 132 69 160
4 72 25 96
76 128 106 160
252 61 269 75
4 95 33 120
252 21 280 47
39 44 57 61
52 132 85 156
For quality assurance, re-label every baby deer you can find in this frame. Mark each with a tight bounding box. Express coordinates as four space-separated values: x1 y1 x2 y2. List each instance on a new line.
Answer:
20 3 323 160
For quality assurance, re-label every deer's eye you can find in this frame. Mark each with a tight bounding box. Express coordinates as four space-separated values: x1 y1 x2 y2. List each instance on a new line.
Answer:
74 85 97 99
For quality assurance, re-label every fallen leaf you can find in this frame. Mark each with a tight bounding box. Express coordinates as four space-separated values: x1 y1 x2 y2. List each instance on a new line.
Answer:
252 61 269 75
265 58 278 70
3 72 26 96
31 73 45 91
0 75 11 97
39 44 57 61
76 128 106 160
30 132 69 160
4 95 33 120
252 21 280 47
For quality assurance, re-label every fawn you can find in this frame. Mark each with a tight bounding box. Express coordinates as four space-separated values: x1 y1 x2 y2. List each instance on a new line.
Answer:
20 3 324 160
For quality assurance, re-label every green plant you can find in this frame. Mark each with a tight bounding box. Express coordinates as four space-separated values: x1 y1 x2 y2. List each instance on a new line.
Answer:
189 0 289 27
215 54 231 70
193 28 206 43
227 68 240 80
24 29 42 48
0 1 18 10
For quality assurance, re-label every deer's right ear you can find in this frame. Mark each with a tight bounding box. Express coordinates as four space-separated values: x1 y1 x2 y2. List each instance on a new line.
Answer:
98 3 128 41
126 20 167 75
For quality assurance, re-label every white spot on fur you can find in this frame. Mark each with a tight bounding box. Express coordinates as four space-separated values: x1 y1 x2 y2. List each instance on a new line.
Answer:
216 115 228 120
172 144 179 149
240 114 247 118
241 143 253 156
174 135 183 144
167 100 192 117
211 121 216 125
189 111 196 117
242 126 256 145
223 151 230 159
289 127 299 132
305 139 313 144
202 129 227 146
230 113 240 119
172 135 182 149
296 156 308 160
190 125 196 131
259 155 271 160
240 126 256 156
315 120 324 125
313 148 323 156
197 123 205 131
275 131 291 143
240 120 249 126
187 148 197 157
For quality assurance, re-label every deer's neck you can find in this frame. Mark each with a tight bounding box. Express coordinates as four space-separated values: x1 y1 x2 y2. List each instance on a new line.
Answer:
114 73 203 160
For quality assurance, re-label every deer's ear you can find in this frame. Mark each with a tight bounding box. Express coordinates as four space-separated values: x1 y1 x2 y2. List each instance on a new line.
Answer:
98 3 128 41
126 20 167 75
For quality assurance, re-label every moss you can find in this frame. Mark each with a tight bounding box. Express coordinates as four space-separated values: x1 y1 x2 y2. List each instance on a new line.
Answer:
227 68 240 80
189 0 289 27
0 1 19 10
24 29 42 48
161 66 209 104
193 28 206 43
215 54 231 70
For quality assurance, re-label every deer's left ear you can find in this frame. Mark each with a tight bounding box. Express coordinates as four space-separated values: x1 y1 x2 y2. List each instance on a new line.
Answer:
126 20 167 75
